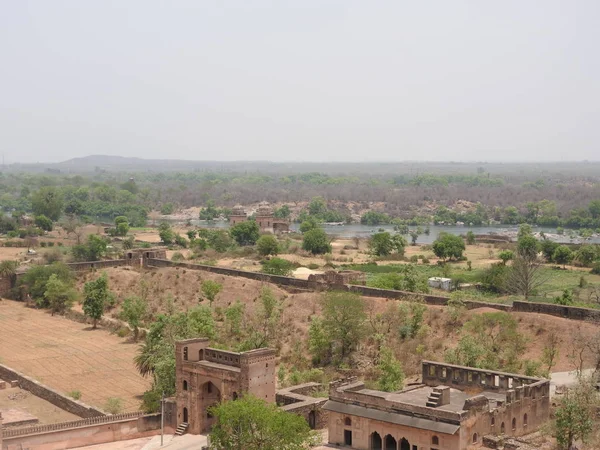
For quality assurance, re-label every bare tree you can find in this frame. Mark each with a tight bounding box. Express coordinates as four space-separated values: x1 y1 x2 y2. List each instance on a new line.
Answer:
542 331 560 375
62 215 84 244
508 255 547 299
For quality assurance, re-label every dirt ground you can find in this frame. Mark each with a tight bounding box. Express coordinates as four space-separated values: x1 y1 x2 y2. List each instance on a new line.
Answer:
80 266 600 375
0 300 150 413
0 383 79 424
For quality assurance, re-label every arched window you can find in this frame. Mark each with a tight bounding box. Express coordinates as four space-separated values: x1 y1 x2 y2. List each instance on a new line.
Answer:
432 436 439 445
344 417 352 426
512 417 516 430
183 346 188 361
523 413 528 426
491 416 495 426
472 433 478 443
501 422 505 434
233 392 238 400
183 380 188 391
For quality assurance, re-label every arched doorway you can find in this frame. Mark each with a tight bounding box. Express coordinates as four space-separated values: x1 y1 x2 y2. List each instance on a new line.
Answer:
370 432 382 450
308 410 316 429
183 407 188 423
400 437 410 450
385 435 397 450
201 381 221 432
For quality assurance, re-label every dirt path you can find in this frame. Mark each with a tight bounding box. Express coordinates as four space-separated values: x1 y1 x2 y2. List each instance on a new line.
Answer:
0 300 150 412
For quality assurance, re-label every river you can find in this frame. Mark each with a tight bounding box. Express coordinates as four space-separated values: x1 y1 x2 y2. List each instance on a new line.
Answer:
181 220 600 244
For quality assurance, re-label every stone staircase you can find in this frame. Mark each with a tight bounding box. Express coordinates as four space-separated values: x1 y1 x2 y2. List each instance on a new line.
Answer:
175 422 189 436
426 388 443 407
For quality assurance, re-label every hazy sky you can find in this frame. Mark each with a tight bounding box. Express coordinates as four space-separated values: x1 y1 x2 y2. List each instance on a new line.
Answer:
1 1 599 163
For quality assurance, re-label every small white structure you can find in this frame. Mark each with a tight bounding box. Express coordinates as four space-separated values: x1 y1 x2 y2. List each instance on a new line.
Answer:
428 277 452 291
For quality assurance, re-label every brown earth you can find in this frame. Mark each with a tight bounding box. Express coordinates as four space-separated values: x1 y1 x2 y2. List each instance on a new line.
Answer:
0 383 79 425
81 267 599 376
0 300 151 413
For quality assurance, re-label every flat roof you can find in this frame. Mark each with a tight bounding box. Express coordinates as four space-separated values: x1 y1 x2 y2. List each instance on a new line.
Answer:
323 401 460 435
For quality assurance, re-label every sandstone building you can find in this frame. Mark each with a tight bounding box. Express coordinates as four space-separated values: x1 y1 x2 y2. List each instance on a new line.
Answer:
175 338 276 434
324 361 550 450
229 202 290 233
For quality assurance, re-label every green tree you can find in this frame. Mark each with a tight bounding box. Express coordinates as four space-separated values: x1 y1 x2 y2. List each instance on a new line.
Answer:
208 394 317 450
229 221 260 246
44 274 77 315
158 222 175 245
273 205 291 219
19 262 73 305
465 231 475 245
114 216 129 236
302 228 331 255
34 214 53 232
308 317 331 365
432 233 465 261
376 347 405 392
261 257 293 276
369 232 406 257
322 292 366 361
120 296 147 341
72 234 108 261
201 280 222 307
299 217 319 233
510 226 546 299
574 245 598 266
31 187 64 221
257 234 279 256
498 250 514 265
308 196 327 216
554 378 598 449
83 272 111 329
0 260 19 284
199 200 219 221
553 245 573 268
589 199 600 219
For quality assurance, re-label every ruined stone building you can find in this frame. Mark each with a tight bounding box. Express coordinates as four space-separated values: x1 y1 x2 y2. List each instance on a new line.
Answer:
229 202 290 233
324 361 550 450
175 338 277 434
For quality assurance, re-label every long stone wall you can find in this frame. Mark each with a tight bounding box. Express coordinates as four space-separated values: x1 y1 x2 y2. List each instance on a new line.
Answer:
513 301 600 322
65 259 127 272
145 258 516 312
2 413 163 450
0 363 105 418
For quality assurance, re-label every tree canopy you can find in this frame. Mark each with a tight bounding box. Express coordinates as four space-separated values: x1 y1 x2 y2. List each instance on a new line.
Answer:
432 232 465 261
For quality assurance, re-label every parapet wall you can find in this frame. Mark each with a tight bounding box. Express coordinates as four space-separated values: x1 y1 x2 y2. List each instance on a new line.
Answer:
421 361 549 399
2 412 162 450
65 259 127 272
0 363 105 418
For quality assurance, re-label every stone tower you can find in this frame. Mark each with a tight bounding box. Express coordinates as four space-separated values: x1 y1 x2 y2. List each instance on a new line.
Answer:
175 338 276 434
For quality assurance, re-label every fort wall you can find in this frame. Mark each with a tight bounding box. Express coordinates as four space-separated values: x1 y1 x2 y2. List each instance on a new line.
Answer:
1 413 163 450
0 363 105 418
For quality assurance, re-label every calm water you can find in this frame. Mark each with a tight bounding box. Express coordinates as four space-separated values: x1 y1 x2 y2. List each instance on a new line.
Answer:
179 220 600 244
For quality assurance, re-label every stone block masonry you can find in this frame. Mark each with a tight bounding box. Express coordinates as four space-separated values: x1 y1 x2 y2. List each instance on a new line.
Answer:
0 363 105 418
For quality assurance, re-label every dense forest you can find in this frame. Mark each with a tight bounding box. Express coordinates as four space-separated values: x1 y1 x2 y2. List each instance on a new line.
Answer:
1 158 600 229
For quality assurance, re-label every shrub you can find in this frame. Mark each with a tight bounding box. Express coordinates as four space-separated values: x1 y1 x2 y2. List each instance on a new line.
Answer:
257 235 279 256
104 397 123 414
171 252 185 262
261 258 294 276
68 390 82 400
591 262 600 275
302 228 331 255
307 263 319 270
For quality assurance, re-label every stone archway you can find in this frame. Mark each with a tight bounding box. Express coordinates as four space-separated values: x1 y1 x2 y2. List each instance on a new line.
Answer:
370 432 383 450
400 437 410 450
200 381 221 432
385 435 397 450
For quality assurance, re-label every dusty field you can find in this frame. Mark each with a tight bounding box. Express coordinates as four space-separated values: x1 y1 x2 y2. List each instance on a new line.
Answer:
0 382 79 425
0 300 150 413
